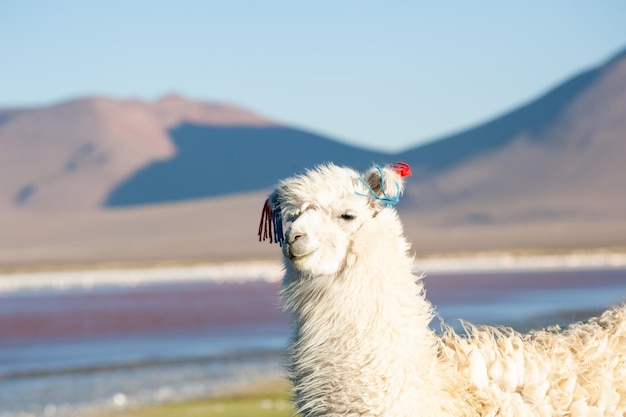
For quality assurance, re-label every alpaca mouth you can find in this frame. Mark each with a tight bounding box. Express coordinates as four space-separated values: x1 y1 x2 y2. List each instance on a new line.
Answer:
288 250 313 261
288 253 311 263
285 245 315 261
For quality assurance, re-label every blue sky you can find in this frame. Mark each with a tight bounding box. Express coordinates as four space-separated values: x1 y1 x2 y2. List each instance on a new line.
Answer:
2 1 625 152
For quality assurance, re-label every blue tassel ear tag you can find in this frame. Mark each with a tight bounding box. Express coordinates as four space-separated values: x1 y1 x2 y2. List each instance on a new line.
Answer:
355 162 412 208
258 197 284 246
355 165 400 208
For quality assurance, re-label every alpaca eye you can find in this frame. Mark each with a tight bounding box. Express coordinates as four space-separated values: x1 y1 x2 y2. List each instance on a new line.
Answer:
285 213 300 223
341 213 356 221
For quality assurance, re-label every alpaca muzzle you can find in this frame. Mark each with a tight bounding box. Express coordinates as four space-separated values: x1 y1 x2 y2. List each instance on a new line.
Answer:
284 230 317 261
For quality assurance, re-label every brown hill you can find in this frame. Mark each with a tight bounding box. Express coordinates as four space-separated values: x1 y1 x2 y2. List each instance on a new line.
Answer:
0 95 273 212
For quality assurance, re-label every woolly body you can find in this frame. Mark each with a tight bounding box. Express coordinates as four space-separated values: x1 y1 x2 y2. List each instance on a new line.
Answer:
266 163 626 417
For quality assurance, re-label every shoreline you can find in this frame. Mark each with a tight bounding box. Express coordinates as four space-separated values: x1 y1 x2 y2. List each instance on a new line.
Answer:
413 248 626 274
1 246 625 276
0 248 626 294
2 249 626 294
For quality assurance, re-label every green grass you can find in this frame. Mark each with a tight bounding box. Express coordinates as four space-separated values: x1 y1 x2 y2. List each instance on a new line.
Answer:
104 380 298 417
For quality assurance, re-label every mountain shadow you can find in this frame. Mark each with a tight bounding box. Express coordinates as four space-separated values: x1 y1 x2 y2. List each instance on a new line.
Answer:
106 125 390 206
0 111 15 129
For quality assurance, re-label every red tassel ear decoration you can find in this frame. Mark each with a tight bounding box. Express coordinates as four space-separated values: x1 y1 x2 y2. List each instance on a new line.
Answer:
259 198 272 243
258 198 284 246
390 161 412 177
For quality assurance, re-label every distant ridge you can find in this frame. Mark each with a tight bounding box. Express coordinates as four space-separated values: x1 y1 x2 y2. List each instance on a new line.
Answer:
400 46 626 177
150 93 276 128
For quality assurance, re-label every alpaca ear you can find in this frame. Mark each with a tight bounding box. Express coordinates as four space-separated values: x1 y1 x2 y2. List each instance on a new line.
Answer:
360 162 411 207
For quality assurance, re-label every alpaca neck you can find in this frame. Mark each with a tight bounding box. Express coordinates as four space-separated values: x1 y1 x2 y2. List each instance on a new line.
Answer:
283 260 452 416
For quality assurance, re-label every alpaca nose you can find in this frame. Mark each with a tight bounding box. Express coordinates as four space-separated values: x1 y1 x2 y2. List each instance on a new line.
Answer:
287 230 306 244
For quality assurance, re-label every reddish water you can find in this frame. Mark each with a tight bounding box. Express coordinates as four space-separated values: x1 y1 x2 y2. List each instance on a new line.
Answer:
0 281 286 343
2 269 625 343
0 269 624 417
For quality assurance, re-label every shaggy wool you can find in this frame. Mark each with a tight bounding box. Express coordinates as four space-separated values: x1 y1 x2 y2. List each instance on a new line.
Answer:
262 163 626 417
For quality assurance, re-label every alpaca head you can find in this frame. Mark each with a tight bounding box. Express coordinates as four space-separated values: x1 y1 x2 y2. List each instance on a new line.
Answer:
259 162 412 277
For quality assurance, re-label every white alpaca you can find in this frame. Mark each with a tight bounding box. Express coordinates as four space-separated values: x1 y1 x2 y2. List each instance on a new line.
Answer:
259 163 626 417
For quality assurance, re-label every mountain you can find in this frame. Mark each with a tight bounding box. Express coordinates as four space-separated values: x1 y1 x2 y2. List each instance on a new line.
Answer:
105 48 626 214
399 53 612 177
398 47 626 211
0 94 275 211
395 47 626 251
1 46 625 267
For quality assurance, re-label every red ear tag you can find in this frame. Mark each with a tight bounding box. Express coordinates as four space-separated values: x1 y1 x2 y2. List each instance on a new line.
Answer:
390 161 412 177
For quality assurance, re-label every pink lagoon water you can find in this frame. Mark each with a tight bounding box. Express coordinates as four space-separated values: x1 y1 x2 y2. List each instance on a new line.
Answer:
0 268 625 416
